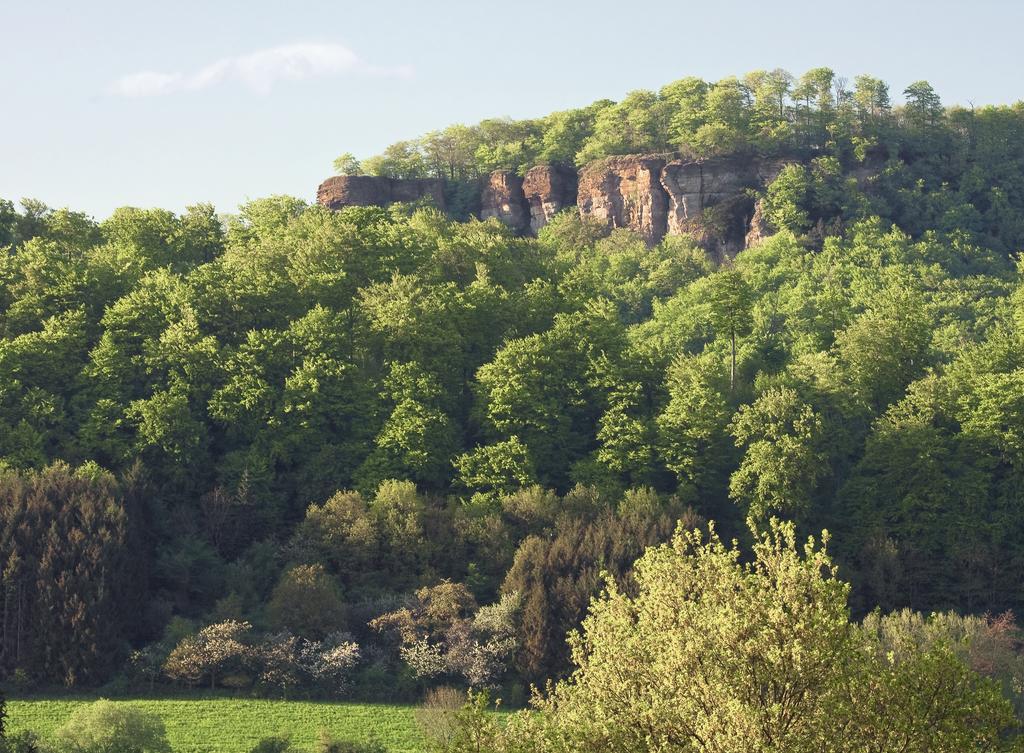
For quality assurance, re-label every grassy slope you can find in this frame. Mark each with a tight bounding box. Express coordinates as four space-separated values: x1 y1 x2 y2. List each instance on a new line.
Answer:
9 698 424 753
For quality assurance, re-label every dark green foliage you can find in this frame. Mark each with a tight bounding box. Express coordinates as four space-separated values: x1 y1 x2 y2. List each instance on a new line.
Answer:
248 736 295 753
501 501 700 680
316 736 387 753
0 464 145 686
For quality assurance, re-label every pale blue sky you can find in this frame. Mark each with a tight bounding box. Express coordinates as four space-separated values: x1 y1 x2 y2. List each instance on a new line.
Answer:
2 0 1022 218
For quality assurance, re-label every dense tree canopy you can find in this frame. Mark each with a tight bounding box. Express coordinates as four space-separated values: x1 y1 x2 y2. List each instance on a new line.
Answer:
4 70 1024 723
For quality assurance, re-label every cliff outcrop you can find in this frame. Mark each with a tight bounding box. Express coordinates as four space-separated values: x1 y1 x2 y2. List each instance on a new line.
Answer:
659 158 756 256
480 170 530 234
522 165 577 233
316 175 446 211
576 155 669 246
661 158 751 232
316 155 798 253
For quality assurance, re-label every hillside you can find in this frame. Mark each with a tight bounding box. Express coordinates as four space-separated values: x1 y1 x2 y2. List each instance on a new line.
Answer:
1 67 1024 718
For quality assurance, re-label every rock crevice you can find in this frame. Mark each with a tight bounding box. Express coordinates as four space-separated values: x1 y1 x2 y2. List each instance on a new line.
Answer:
479 170 530 234
522 165 577 234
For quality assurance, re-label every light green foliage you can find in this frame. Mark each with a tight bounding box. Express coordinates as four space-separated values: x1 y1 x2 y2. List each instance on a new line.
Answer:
728 386 826 519
434 692 502 753
576 89 670 163
333 153 362 176
656 353 730 492
853 75 891 120
834 284 932 411
357 362 456 491
50 699 170 753
764 163 812 233
492 520 1017 753
473 303 625 486
703 268 754 391
362 141 427 179
454 437 536 497
5 67 1024 709
686 77 752 156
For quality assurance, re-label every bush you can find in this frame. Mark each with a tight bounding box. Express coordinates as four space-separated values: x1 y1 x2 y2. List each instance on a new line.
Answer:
415 686 465 750
248 736 295 753
0 730 42 753
315 730 387 753
50 699 170 753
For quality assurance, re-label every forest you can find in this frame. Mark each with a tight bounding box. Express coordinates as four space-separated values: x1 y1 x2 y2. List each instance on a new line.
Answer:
3 66 1024 750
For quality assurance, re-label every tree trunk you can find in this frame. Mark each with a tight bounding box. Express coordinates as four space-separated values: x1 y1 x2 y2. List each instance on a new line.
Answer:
730 330 737 393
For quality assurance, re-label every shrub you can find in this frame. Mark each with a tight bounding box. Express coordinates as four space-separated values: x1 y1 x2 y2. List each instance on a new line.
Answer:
372 583 519 687
50 699 170 753
248 736 295 753
315 730 387 753
256 631 361 698
0 730 42 753
415 686 465 750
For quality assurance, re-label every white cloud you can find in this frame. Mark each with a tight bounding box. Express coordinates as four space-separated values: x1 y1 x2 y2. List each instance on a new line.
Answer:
109 42 412 97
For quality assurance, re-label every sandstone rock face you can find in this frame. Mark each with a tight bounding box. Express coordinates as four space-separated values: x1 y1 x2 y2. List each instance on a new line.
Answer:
744 198 771 249
577 155 669 245
657 157 798 258
480 170 530 234
390 178 447 207
316 154 807 254
522 165 577 233
660 157 753 236
316 176 446 211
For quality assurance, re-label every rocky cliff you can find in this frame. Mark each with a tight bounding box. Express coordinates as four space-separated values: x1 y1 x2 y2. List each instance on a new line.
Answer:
522 165 577 233
576 156 669 246
479 170 530 234
659 157 759 256
316 175 446 211
317 155 793 253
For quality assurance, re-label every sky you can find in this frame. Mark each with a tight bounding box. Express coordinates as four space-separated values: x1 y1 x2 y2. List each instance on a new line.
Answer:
2 0 1023 219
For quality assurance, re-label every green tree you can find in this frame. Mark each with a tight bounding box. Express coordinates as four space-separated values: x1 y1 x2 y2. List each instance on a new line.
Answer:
333 153 362 176
687 77 752 157
853 75 891 121
495 519 1018 753
655 353 730 494
703 269 753 392
834 285 932 412
763 164 812 233
728 386 826 519
793 67 836 148
268 564 347 639
576 90 669 163
903 80 943 129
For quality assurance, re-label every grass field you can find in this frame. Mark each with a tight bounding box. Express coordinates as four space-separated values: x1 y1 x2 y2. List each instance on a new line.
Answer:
8 697 426 753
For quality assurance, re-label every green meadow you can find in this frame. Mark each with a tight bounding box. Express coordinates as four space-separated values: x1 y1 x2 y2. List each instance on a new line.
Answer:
8 698 424 753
